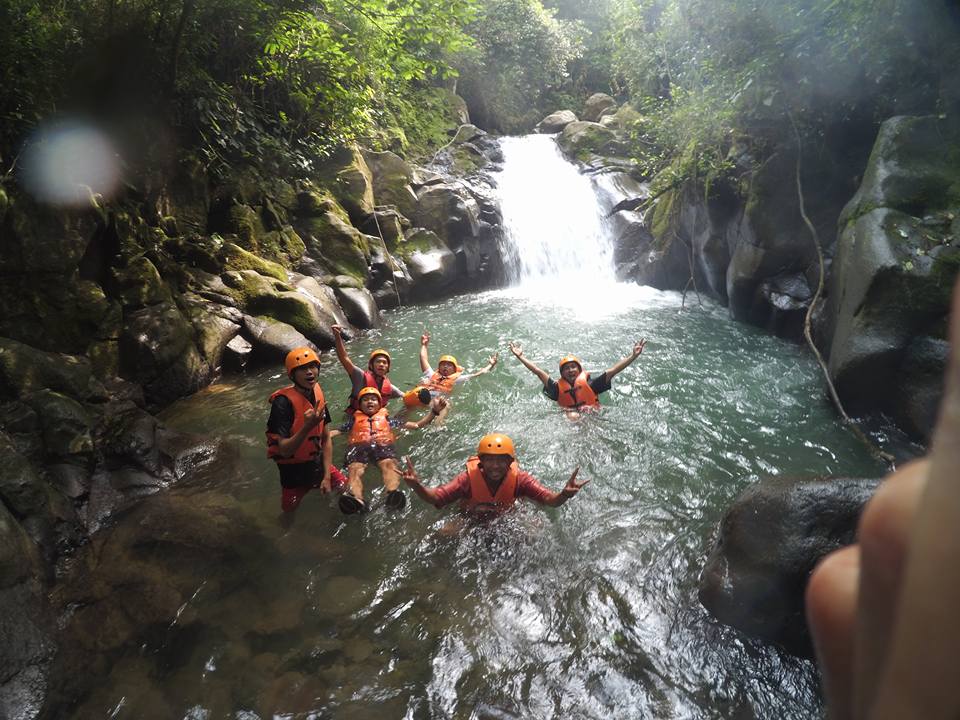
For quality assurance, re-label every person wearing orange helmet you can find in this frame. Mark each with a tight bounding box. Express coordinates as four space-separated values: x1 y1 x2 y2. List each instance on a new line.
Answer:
508 339 647 416
266 346 348 524
402 433 588 516
331 386 447 514
417 330 499 420
330 324 405 414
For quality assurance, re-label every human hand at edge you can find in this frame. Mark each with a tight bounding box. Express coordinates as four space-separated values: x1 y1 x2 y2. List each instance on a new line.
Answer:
421 331 430 347
508 341 523 359
632 338 647 358
807 277 960 720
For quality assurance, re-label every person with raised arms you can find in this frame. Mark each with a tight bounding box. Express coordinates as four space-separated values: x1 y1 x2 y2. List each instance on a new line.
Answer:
414 330 498 420
402 433 588 517
508 339 647 417
331 324 404 414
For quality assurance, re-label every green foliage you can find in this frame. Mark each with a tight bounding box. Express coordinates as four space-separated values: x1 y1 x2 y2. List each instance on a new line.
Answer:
0 0 478 172
456 0 585 132
610 0 959 191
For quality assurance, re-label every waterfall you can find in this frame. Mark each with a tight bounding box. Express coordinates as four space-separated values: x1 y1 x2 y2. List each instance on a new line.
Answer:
495 135 617 290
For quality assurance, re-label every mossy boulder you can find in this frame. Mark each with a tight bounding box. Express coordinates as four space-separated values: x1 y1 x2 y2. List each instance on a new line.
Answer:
0 432 51 518
222 242 288 282
314 146 375 223
119 302 207 406
0 338 94 402
840 115 960 224
246 290 336 349
295 211 370 281
112 255 171 308
295 184 348 219
221 269 288 307
333 287 380 329
582 93 617 123
241 315 315 362
824 115 960 438
0 191 102 275
556 121 619 160
412 184 480 248
535 110 578 134
26 389 94 459
179 293 242 369
360 150 418 218
259 227 306 264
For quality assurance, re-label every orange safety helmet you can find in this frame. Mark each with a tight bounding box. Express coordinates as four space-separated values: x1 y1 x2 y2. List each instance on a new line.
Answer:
476 433 515 457
285 347 320 376
558 355 583 372
438 354 459 367
356 386 383 403
368 348 392 370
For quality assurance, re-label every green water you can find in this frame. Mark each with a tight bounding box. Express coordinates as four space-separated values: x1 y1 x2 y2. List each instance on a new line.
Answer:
76 285 887 719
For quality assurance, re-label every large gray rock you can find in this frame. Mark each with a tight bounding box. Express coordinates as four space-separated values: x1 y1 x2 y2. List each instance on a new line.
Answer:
413 183 481 248
535 110 578 134
334 286 380 329
582 93 617 123
699 476 881 657
179 293 242 371
823 116 960 439
360 150 419 218
313 145 375 222
26 390 94 460
242 315 315 362
406 247 458 299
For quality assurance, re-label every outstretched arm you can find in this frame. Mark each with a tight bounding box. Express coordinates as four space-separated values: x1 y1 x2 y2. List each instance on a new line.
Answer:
603 339 646 383
403 397 447 430
544 467 589 507
402 457 442 506
509 341 550 386
319 427 333 492
331 324 358 375
460 352 499 380
419 331 432 373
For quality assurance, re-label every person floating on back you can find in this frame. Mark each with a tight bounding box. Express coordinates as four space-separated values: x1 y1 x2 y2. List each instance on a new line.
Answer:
508 339 647 418
402 433 588 518
266 347 348 526
332 386 446 514
416 330 499 420
331 324 404 414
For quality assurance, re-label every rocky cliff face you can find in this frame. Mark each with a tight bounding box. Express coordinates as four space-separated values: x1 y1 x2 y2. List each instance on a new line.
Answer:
550 104 959 443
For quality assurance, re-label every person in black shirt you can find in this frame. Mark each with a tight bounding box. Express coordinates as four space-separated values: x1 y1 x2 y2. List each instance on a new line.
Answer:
508 339 647 417
266 347 347 524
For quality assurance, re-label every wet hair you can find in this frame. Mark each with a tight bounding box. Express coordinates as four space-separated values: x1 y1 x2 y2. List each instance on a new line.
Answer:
417 388 431 405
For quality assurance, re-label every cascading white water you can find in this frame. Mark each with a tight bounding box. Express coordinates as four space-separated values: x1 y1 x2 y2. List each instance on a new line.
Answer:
495 135 617 289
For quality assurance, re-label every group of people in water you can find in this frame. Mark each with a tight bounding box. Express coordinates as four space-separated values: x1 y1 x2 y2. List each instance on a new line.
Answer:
263 279 960 717
265 325 646 516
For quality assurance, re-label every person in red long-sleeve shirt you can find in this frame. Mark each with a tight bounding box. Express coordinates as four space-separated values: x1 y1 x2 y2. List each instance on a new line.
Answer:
402 433 588 517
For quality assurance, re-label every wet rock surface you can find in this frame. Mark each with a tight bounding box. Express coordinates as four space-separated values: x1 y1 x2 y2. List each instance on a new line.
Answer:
699 475 881 657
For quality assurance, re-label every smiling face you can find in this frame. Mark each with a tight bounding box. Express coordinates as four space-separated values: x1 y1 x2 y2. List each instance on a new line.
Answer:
369 354 390 377
291 362 319 390
438 360 457 377
560 361 581 383
478 453 512 483
359 392 382 415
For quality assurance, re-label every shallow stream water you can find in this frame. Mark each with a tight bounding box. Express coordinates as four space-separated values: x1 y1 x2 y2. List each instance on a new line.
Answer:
75 136 887 719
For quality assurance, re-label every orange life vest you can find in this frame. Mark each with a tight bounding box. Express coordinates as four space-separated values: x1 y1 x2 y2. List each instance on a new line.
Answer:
347 370 394 412
462 455 519 513
266 384 327 464
347 408 395 446
427 368 462 394
557 371 600 409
